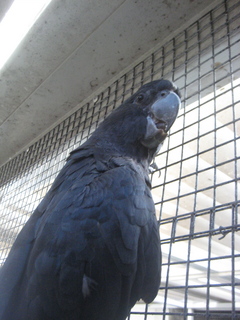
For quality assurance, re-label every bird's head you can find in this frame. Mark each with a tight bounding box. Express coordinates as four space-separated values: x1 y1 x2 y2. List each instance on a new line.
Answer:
88 79 181 162
128 79 181 150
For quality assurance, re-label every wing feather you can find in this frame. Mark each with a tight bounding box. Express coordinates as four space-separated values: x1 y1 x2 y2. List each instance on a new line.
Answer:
0 151 161 319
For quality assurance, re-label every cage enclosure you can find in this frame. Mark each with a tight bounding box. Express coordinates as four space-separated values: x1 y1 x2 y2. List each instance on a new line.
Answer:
0 0 239 319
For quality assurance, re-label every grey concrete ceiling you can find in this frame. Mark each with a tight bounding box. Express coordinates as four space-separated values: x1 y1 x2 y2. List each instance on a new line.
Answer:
0 0 213 167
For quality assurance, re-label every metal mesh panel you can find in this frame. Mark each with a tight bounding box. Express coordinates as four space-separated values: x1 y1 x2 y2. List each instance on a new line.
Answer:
0 0 239 318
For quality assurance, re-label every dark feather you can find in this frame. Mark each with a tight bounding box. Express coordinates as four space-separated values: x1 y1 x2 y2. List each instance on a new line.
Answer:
0 79 181 320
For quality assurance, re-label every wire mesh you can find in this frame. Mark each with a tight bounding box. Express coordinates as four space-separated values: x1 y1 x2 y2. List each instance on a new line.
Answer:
0 0 240 318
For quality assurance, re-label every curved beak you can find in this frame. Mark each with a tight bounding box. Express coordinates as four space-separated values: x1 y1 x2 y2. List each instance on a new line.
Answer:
141 91 181 149
150 91 181 132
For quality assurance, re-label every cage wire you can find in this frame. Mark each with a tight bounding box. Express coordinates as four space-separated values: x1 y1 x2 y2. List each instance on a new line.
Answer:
0 0 240 319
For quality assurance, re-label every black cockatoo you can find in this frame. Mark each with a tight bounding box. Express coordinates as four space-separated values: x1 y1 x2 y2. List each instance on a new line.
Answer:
0 79 181 320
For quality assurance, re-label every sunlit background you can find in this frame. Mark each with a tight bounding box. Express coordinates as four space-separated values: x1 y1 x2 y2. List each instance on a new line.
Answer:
0 0 52 69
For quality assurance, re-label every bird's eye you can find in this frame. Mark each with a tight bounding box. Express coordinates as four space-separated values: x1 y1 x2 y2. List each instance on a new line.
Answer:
135 94 145 103
160 90 168 97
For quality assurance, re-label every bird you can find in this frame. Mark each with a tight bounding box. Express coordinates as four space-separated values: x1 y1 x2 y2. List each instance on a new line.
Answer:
0 79 181 320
